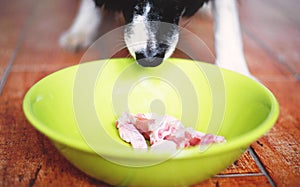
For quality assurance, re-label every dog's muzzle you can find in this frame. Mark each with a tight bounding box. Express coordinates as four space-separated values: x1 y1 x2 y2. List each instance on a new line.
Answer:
135 51 165 67
135 43 169 67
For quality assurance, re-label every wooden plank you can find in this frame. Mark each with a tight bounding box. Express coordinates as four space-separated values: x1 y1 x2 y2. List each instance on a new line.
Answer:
0 2 101 186
0 0 35 87
251 87 300 186
241 31 293 80
238 1 300 186
0 98 108 187
0 0 83 97
193 175 271 187
10 0 82 69
220 150 261 175
239 0 300 76
0 98 44 186
271 0 300 28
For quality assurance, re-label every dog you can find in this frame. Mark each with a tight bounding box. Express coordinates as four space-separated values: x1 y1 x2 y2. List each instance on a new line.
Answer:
59 0 252 77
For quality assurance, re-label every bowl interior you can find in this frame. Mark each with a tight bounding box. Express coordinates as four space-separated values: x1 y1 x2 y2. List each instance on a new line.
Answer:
23 58 279 159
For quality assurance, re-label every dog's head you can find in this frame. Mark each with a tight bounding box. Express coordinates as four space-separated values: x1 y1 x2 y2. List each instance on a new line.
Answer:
121 0 208 67
95 0 208 67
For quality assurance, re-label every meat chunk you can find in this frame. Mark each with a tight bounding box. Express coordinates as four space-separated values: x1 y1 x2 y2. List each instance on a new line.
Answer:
116 113 148 149
116 112 226 149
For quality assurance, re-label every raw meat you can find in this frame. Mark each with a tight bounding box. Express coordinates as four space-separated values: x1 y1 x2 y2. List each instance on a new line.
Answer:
116 112 226 149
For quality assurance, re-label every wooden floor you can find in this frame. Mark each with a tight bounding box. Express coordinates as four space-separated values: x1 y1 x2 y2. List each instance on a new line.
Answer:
0 0 299 186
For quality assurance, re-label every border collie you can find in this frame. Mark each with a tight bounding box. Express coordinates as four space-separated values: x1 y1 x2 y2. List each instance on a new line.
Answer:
59 0 252 77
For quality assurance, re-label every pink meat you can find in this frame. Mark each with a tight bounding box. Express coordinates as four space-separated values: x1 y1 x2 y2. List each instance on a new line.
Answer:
116 113 147 149
148 115 183 145
116 112 226 149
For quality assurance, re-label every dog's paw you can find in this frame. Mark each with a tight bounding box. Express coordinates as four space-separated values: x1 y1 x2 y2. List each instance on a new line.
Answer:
59 30 95 52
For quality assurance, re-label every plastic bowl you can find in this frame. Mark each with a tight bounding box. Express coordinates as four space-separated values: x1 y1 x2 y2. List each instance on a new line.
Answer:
23 58 279 186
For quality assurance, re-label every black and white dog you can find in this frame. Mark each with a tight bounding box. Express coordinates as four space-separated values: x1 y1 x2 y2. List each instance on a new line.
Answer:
59 0 252 77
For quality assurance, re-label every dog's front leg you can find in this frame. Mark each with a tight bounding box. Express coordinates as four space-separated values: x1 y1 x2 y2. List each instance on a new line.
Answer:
59 0 102 51
212 0 252 78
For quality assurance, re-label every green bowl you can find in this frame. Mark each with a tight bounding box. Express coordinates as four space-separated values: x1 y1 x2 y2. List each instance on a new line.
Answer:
23 58 279 186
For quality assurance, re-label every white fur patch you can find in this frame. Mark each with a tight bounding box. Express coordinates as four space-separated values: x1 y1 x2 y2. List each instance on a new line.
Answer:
124 3 179 60
124 3 152 59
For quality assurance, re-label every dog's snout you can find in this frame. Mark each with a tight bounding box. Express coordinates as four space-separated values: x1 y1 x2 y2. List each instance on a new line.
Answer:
135 51 165 67
135 43 169 67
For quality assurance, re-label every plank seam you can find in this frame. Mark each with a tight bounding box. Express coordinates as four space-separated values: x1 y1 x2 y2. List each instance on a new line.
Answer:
214 173 264 178
248 147 277 187
0 0 39 95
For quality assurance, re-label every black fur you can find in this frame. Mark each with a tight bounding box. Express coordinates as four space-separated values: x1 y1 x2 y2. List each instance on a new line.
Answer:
94 0 210 23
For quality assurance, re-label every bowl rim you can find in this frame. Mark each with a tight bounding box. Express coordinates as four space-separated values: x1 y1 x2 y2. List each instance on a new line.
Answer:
23 58 280 159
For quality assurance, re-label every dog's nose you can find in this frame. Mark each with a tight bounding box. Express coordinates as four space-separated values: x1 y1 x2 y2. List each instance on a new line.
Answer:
135 52 165 67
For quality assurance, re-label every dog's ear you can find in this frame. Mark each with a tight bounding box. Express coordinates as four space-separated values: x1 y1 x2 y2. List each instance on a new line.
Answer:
182 0 209 17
